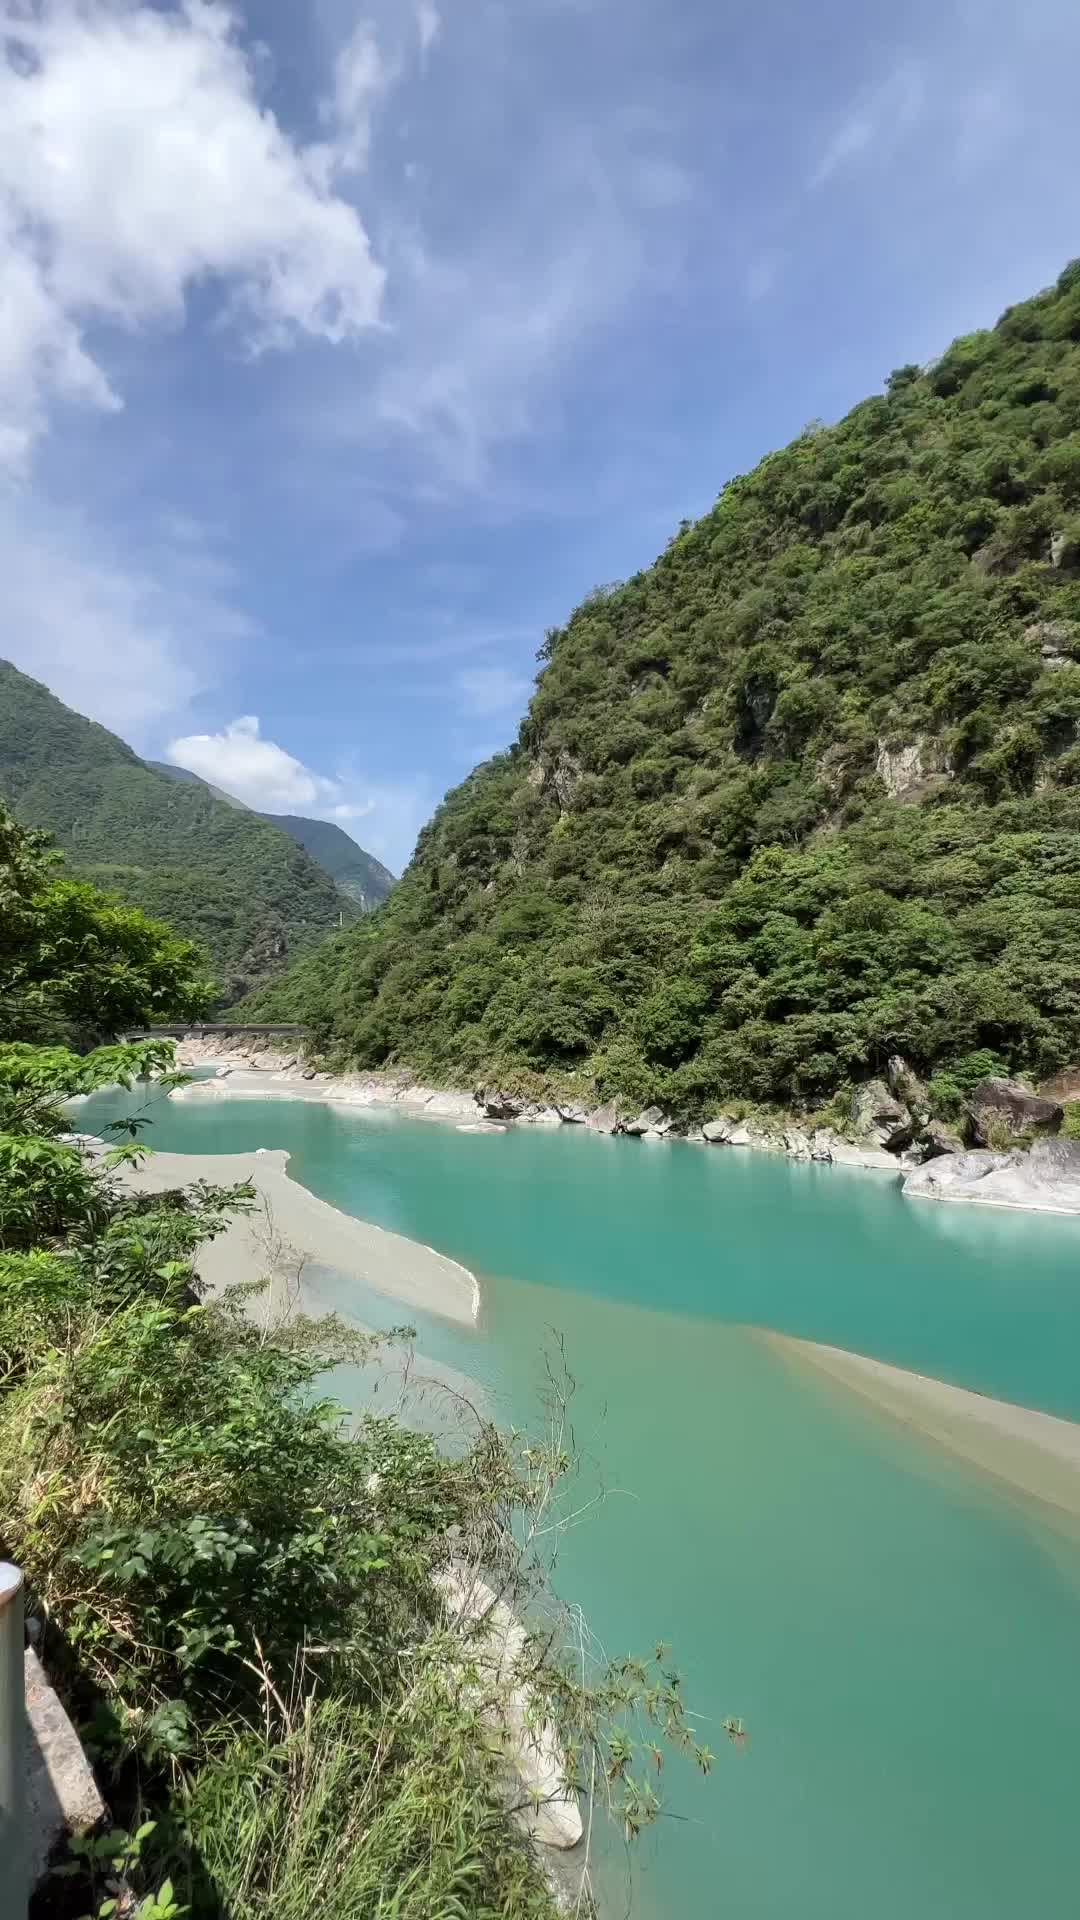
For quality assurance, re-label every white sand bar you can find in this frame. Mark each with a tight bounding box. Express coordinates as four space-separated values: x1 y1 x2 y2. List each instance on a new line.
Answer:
120 1148 479 1327
766 1332 1080 1525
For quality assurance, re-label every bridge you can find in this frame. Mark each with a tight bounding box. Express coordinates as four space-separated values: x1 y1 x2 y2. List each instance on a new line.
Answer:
124 1023 309 1041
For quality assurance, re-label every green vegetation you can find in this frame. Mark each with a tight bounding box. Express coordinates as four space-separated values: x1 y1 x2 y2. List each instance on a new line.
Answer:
250 262 1080 1117
256 813 395 910
1 806 714 1918
0 665 355 1002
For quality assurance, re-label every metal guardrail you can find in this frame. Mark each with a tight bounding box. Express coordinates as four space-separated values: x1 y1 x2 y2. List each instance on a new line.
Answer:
0 1562 27 1920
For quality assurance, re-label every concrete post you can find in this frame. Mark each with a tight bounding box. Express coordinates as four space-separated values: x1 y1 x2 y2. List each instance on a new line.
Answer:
0 1562 27 1920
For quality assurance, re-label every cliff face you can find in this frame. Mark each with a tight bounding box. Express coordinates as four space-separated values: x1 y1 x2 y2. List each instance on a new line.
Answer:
250 262 1080 1116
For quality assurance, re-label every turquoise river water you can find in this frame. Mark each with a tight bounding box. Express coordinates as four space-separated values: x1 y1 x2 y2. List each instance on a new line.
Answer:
80 1084 1080 1919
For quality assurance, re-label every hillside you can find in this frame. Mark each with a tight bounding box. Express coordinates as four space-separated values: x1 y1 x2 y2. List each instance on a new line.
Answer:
0 664 353 1002
150 760 396 907
257 813 395 908
252 261 1080 1118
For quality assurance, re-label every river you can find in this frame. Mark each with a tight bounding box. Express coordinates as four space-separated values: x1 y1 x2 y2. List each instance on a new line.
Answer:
79 1083 1080 1919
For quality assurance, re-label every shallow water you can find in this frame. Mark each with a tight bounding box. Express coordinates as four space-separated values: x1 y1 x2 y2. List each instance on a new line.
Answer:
81 1085 1080 1918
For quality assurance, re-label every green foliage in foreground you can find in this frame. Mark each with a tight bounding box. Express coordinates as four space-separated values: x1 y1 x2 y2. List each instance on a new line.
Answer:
0 664 355 1002
250 262 1080 1113
0 820 717 1917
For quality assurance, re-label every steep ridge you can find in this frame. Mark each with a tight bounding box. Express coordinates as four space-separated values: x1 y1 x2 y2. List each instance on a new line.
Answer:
0 663 353 1002
250 263 1080 1118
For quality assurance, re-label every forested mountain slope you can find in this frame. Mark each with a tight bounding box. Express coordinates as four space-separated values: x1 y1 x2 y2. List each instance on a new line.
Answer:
151 760 396 909
0 664 352 1002
250 262 1080 1116
256 814 395 909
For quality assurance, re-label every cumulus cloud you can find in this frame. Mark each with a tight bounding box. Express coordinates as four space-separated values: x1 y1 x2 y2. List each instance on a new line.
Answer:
166 715 429 869
0 0 385 464
167 715 349 814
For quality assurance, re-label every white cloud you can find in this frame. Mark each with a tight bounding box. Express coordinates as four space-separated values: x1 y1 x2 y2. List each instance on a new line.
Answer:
811 63 925 189
167 715 347 813
166 715 428 870
455 665 531 717
314 19 387 178
0 0 385 465
0 492 253 737
416 0 441 58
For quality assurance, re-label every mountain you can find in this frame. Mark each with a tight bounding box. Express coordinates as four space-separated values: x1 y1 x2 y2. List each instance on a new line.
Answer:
0 663 355 1003
147 759 249 810
257 814 395 909
149 762 395 908
247 261 1080 1121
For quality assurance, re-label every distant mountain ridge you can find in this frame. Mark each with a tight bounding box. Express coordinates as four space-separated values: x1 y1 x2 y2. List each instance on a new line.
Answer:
150 762 396 907
0 663 358 1003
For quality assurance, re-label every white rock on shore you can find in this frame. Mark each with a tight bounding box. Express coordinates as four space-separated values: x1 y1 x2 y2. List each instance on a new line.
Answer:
904 1138 1080 1214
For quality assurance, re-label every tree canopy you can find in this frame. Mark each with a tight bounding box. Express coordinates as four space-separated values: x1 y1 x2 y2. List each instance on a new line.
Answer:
249 261 1080 1116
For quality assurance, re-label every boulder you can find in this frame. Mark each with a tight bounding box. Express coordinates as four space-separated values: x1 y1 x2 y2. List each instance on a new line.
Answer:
623 1105 668 1137
555 1102 588 1124
968 1077 1063 1145
1024 619 1075 668
809 1128 835 1162
886 1054 927 1110
923 1118 965 1159
783 1128 811 1160
727 1126 752 1146
905 1139 1080 1213
301 1067 318 1080
479 1089 526 1121
851 1078 912 1150
702 1116 735 1144
585 1102 620 1134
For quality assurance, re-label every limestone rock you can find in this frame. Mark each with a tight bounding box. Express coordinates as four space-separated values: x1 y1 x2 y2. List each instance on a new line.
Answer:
623 1104 668 1136
1024 619 1075 668
968 1077 1063 1145
585 1102 620 1134
783 1128 811 1160
851 1079 911 1150
1050 528 1069 568
435 1569 583 1850
479 1089 526 1121
905 1139 1080 1212
923 1119 965 1158
555 1102 588 1124
809 1128 835 1161
875 739 925 799
727 1126 752 1146
886 1054 927 1110
702 1116 735 1144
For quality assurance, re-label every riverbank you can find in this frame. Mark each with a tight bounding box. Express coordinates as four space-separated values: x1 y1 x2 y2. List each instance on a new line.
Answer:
767 1332 1080 1531
117 1145 480 1327
168 1035 1080 1214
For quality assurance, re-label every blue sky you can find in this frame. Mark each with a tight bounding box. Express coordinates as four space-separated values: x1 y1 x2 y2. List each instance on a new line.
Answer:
3 0 1080 871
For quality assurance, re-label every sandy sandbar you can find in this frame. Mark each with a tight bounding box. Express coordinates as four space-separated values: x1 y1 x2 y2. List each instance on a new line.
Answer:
119 1146 479 1327
764 1331 1080 1526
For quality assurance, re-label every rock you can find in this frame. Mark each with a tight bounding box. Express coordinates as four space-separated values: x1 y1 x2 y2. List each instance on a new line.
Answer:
905 1139 1080 1212
555 1102 588 1124
1039 1066 1080 1102
215 1064 233 1078
923 1119 965 1158
301 1067 317 1080
623 1104 667 1136
968 1077 1063 1145
828 1141 903 1171
585 1102 620 1134
478 1089 526 1121
1024 619 1075 668
851 1079 912 1150
886 1054 927 1110
875 739 925 800
727 1126 752 1146
435 1568 583 1850
809 1128 835 1161
702 1116 735 1144
1050 528 1069 568
25 1646 106 1885
783 1128 811 1160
